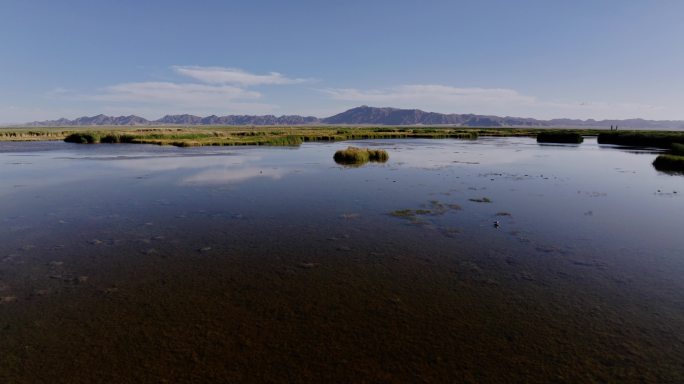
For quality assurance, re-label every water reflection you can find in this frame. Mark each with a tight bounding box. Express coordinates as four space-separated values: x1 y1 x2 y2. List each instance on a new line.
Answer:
0 138 683 382
182 167 288 185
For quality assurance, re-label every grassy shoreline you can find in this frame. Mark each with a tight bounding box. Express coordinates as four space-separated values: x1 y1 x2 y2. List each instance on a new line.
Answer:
1 125 683 147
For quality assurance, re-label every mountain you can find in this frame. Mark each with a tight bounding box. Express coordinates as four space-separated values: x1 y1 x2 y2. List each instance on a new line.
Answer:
30 114 150 126
322 106 684 129
155 114 203 125
322 106 549 127
193 115 319 125
23 106 684 129
27 113 319 127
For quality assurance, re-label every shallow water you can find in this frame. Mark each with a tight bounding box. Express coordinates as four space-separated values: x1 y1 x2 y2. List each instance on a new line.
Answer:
0 138 683 383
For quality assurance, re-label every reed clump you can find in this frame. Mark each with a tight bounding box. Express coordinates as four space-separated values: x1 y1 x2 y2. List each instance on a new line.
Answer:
653 154 684 172
333 146 389 165
64 132 101 144
652 143 684 172
100 134 136 143
537 131 583 144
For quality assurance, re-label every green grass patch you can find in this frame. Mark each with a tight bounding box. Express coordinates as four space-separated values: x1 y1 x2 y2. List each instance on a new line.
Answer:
537 131 583 144
263 135 303 146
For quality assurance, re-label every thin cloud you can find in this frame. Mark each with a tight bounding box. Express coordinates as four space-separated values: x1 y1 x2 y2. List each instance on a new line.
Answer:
173 66 310 86
91 81 261 108
323 84 663 120
324 85 536 105
182 167 287 185
54 66 313 116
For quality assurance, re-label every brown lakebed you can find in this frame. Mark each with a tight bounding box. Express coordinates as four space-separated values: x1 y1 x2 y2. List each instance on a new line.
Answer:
0 138 683 383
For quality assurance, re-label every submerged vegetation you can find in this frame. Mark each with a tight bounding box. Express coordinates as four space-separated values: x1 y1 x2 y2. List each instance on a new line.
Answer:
390 209 427 218
333 146 389 165
389 200 463 224
536 131 584 144
469 197 492 203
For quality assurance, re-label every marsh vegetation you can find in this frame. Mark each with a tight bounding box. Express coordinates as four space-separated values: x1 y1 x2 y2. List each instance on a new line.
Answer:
469 197 492 203
2 126 482 147
597 131 684 148
650 142 684 173
0 125 640 143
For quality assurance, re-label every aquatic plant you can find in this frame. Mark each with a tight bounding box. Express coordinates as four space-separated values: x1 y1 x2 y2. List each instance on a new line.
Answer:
390 209 415 218
388 209 433 225
469 197 492 203
536 131 584 144
333 146 389 165
389 208 432 218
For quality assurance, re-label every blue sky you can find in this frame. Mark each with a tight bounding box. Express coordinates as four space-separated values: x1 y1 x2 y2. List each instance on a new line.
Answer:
1 0 683 122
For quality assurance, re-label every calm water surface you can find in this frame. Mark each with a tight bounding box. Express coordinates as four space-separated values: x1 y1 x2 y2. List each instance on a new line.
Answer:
0 138 683 383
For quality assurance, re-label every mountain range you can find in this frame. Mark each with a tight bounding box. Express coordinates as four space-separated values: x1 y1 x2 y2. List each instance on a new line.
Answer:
23 106 684 130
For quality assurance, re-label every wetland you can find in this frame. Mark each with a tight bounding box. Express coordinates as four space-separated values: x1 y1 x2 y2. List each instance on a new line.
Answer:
0 136 683 383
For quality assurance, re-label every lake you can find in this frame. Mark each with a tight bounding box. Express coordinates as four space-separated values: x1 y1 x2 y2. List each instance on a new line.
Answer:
0 137 682 383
